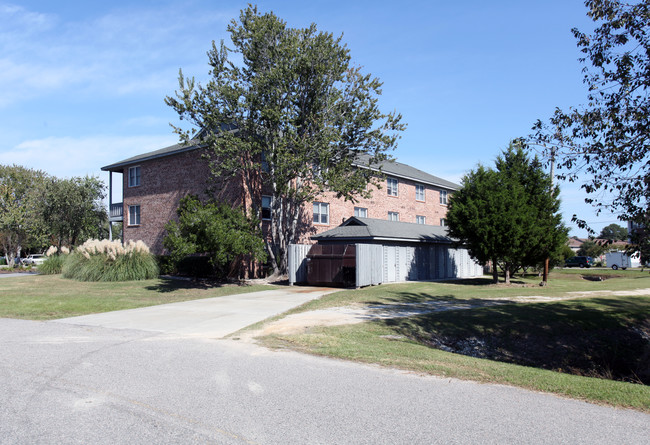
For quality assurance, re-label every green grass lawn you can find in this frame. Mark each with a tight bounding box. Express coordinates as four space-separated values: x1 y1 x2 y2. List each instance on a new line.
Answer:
258 270 650 412
0 275 278 320
280 269 650 314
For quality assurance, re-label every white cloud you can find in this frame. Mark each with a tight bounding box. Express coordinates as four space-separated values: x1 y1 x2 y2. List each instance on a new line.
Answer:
0 3 230 107
3 134 179 179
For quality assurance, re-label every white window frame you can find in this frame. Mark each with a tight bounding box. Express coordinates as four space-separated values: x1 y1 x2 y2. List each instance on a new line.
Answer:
128 205 141 226
128 166 141 187
354 207 368 218
388 211 399 221
440 190 448 205
440 218 447 226
261 195 272 220
415 184 425 201
313 202 329 225
416 215 426 224
387 177 398 197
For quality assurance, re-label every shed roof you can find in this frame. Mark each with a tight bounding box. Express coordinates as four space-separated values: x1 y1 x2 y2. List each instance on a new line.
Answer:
311 217 454 243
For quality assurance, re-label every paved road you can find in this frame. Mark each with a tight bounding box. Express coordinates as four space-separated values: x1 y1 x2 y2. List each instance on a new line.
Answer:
53 287 336 338
1 318 648 444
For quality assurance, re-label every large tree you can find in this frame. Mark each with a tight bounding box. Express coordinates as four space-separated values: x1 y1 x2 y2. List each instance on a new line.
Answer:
39 176 108 248
598 223 628 241
165 6 404 274
0 165 48 266
530 1 650 235
446 145 567 284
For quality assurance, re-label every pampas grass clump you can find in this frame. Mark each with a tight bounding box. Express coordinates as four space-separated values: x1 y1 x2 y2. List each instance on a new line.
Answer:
39 245 71 275
62 239 158 281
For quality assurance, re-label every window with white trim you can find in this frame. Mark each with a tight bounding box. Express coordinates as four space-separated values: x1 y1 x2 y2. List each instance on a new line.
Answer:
313 202 329 225
128 166 141 187
261 196 272 220
440 190 448 205
415 184 425 201
416 215 426 224
354 207 368 218
387 177 398 196
440 218 447 226
128 205 141 226
388 211 399 221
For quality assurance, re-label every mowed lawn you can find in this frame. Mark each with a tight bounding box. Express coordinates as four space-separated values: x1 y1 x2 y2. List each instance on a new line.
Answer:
260 269 650 412
0 274 278 320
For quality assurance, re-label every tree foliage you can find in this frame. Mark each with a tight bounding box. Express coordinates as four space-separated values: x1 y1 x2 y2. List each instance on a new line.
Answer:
577 239 606 257
598 223 628 241
163 195 267 278
0 165 47 266
165 5 404 274
40 176 108 248
0 165 108 266
446 145 567 284
530 0 650 232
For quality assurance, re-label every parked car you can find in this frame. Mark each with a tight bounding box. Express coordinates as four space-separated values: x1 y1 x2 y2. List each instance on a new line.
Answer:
23 254 46 266
564 256 595 268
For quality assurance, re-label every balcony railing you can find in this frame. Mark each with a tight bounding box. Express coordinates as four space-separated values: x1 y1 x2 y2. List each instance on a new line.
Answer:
110 202 123 221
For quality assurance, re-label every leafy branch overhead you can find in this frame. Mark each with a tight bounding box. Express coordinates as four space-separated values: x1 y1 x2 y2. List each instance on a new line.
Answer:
530 0 650 229
165 5 405 274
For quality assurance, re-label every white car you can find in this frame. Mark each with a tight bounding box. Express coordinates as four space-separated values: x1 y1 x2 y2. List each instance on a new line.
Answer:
23 254 46 265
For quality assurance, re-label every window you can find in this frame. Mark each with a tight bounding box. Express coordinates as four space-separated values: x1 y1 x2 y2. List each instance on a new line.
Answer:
128 166 141 187
440 190 448 205
440 218 447 226
128 205 141 226
388 211 399 221
354 207 368 218
416 215 426 224
261 196 272 220
415 184 425 201
387 177 398 196
313 202 329 225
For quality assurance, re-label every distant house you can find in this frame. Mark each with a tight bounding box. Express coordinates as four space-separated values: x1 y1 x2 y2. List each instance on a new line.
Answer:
101 141 460 256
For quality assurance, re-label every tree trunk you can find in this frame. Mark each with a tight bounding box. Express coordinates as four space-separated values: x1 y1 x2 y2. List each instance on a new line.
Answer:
504 265 511 285
491 258 498 283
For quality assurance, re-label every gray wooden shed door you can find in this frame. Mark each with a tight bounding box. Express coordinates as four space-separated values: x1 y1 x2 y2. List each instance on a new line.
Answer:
384 246 396 282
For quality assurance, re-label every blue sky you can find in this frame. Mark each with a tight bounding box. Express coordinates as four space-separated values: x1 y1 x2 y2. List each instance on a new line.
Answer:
1 1 623 236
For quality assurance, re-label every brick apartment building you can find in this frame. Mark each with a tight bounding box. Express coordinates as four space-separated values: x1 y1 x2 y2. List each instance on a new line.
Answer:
102 141 460 255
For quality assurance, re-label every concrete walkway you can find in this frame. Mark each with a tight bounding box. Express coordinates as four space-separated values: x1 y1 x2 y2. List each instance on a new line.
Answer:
54 286 336 338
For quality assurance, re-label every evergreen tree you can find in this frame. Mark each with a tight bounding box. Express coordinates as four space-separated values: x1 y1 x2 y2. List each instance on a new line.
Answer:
447 144 567 284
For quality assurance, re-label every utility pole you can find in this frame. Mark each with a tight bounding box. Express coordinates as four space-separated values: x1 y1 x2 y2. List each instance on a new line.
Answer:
541 146 556 286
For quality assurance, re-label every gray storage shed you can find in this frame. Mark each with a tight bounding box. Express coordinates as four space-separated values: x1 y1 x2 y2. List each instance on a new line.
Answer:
289 217 483 286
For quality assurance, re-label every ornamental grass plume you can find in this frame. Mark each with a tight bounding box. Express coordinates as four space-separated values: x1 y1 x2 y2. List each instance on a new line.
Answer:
62 239 158 282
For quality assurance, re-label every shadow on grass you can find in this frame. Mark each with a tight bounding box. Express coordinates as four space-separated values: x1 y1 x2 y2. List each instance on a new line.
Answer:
146 277 235 293
380 297 650 385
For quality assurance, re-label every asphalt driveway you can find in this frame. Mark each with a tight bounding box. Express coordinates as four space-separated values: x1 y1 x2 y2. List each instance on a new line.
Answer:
53 286 336 338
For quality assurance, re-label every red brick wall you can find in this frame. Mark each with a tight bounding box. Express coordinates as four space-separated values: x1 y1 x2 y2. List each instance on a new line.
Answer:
121 148 244 254
118 149 452 252
298 177 451 242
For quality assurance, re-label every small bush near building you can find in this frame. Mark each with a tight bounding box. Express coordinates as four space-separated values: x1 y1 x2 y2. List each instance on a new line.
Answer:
62 239 158 282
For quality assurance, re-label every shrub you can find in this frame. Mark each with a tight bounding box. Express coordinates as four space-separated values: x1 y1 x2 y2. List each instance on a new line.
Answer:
39 255 67 275
0 257 6 266
62 239 158 282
